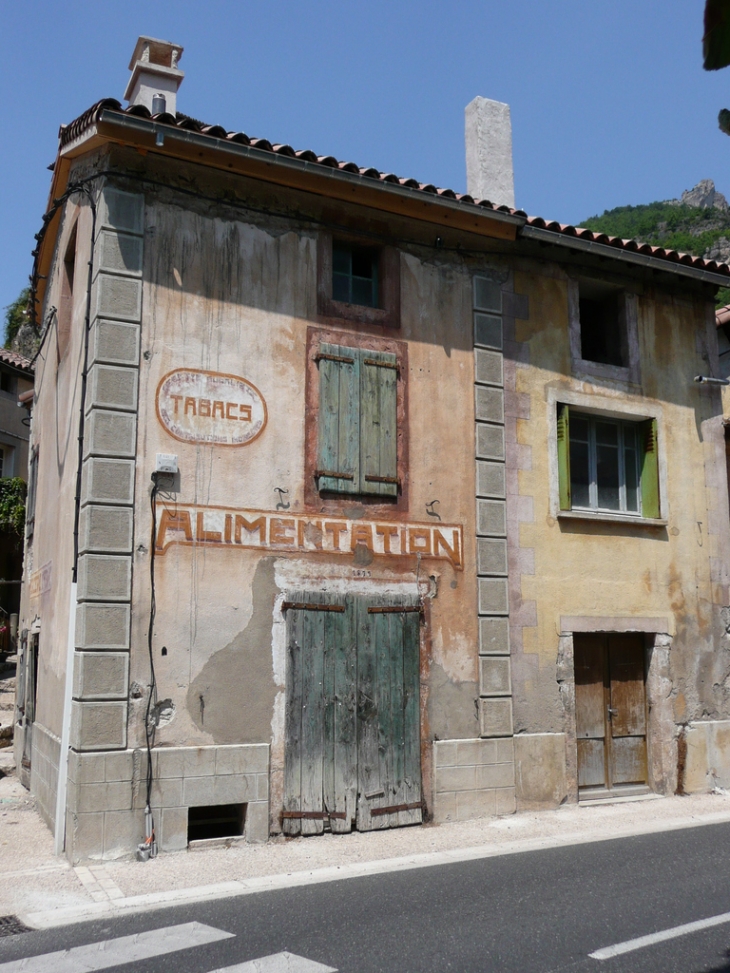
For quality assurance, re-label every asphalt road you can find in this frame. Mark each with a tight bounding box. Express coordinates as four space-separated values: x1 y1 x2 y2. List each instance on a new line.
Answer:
3 821 730 972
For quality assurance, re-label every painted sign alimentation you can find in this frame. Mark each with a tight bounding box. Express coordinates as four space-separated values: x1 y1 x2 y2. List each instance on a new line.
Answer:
156 504 464 568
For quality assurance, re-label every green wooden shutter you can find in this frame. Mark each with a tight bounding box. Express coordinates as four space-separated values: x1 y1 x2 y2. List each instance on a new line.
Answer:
317 343 360 494
557 403 572 511
360 350 398 497
639 418 660 519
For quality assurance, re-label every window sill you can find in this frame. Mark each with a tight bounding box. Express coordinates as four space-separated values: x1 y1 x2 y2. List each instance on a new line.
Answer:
557 509 667 527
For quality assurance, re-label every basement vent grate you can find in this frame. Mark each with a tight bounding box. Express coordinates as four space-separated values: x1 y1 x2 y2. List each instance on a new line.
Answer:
0 916 32 937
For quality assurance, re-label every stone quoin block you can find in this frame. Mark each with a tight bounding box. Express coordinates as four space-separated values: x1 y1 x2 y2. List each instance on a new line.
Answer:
75 602 130 650
478 577 509 615
476 423 505 461
73 651 129 701
212 774 259 805
81 457 135 505
71 701 128 751
475 386 504 424
475 349 504 387
96 275 142 322
96 229 144 277
87 364 139 413
476 460 506 499
477 538 508 576
97 187 145 236
477 499 506 537
245 802 271 843
77 554 132 603
90 319 141 367
479 656 512 696
474 312 503 350
79 505 134 554
479 698 514 738
84 410 138 459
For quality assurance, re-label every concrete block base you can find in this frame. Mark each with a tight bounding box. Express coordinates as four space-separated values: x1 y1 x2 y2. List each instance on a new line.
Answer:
433 738 515 823
64 743 271 861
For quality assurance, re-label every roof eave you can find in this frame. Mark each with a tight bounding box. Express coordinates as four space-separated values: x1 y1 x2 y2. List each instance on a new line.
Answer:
90 108 525 239
520 224 730 288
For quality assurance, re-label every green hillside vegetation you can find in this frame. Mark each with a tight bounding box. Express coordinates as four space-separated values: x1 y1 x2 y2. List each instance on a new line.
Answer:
581 202 730 306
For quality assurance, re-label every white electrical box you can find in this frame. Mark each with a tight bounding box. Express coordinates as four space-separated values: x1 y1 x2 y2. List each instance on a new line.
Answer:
155 453 178 474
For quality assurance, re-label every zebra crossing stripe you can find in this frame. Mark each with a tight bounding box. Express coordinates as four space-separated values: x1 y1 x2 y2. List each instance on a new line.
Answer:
209 954 337 972
0 921 234 973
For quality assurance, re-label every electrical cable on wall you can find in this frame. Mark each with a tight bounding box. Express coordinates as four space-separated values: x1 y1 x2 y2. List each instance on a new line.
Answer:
138 473 160 860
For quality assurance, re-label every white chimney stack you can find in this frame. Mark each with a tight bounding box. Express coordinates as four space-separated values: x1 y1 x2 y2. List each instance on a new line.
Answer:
465 97 515 209
124 36 184 116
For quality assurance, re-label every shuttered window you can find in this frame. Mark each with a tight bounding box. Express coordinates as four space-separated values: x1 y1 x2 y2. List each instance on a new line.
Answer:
557 404 660 518
316 342 398 497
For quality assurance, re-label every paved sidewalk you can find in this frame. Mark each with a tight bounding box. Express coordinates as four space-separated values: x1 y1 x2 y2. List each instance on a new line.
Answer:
3 750 730 930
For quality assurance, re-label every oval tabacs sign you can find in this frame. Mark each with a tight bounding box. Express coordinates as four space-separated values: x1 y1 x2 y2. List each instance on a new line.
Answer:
156 369 267 446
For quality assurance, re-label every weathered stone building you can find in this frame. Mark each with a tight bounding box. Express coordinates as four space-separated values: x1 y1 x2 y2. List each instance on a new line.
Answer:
15 37 730 861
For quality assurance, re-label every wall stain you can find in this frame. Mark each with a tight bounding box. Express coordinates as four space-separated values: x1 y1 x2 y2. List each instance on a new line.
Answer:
187 558 278 744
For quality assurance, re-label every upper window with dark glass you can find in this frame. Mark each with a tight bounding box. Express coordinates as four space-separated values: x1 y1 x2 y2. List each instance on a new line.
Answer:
333 243 379 308
579 282 625 367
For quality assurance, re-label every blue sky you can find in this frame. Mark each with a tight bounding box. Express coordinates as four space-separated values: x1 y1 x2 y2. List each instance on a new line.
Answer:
1 1 728 318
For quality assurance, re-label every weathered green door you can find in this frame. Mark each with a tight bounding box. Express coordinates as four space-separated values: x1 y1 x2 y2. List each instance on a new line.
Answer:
283 592 422 835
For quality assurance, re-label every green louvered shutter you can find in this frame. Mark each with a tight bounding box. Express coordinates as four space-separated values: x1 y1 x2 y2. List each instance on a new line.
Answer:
317 343 360 494
360 350 398 497
640 418 660 519
557 403 571 511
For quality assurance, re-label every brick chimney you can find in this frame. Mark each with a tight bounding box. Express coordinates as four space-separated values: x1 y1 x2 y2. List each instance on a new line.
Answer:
465 97 515 209
124 36 184 116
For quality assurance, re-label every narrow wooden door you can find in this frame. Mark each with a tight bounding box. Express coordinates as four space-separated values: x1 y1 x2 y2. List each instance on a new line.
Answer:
283 592 422 835
356 595 422 830
574 634 647 791
283 591 356 836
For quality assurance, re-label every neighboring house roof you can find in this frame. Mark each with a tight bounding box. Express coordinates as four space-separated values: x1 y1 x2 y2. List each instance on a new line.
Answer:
55 98 730 283
717 304 730 327
0 349 34 376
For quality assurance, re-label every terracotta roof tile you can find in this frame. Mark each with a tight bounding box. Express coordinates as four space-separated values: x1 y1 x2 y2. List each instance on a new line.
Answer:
58 99 730 279
0 349 34 374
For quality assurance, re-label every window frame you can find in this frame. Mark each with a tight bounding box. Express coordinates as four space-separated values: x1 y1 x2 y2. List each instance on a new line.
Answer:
567 278 641 387
563 411 644 516
304 326 409 513
317 232 401 329
547 388 667 526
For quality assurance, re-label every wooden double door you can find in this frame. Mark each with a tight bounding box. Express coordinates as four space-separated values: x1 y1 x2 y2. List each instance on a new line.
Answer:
283 591 422 835
575 634 648 793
